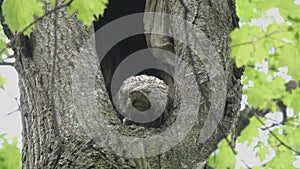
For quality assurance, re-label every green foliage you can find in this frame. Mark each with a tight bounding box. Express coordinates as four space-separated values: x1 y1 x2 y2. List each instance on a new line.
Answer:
231 25 267 67
265 149 296 169
255 141 270 161
210 0 300 168
208 136 236 169
0 74 5 88
0 134 21 169
266 131 297 169
1 0 108 36
233 0 300 80
49 0 56 7
283 88 300 113
0 23 8 89
243 68 286 110
237 116 263 146
2 0 44 35
0 25 9 59
233 0 300 113
66 0 108 26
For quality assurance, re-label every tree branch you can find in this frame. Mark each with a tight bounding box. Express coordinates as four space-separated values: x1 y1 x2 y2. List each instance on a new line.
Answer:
0 61 13 66
254 112 300 155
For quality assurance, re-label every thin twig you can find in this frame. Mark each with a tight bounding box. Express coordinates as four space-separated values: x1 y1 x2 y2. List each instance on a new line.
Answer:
0 61 13 66
254 112 300 155
6 108 20 116
232 24 300 48
0 88 20 115
231 31 279 48
4 54 14 60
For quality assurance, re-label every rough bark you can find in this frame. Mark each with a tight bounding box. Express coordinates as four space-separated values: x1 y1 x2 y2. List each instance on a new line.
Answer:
141 0 242 168
3 0 242 168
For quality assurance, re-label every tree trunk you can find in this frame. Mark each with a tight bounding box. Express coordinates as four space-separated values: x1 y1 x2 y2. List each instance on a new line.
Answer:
5 0 241 168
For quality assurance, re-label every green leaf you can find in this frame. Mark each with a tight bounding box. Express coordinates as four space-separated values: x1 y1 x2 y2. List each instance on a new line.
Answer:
281 125 300 151
268 128 285 147
237 116 262 145
254 0 280 12
277 45 300 81
231 25 271 67
278 0 300 23
236 0 261 21
265 146 296 169
0 134 21 169
255 142 270 162
67 0 108 26
0 74 6 88
243 68 286 110
0 25 9 59
266 126 299 168
236 0 282 21
2 0 44 35
283 88 300 114
49 0 56 7
208 136 236 169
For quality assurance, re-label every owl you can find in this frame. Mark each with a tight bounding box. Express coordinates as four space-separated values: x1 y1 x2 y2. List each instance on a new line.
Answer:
113 75 171 128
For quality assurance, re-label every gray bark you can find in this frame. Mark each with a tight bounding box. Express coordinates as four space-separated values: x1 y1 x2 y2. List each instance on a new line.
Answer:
4 0 241 168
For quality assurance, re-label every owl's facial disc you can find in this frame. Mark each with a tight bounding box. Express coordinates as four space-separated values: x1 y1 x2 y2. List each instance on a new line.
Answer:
129 90 151 112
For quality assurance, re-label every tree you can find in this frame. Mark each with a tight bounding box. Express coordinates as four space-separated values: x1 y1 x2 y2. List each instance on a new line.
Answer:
0 0 242 168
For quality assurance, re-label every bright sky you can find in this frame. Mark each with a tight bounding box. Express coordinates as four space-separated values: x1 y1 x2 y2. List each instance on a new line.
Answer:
0 66 21 147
